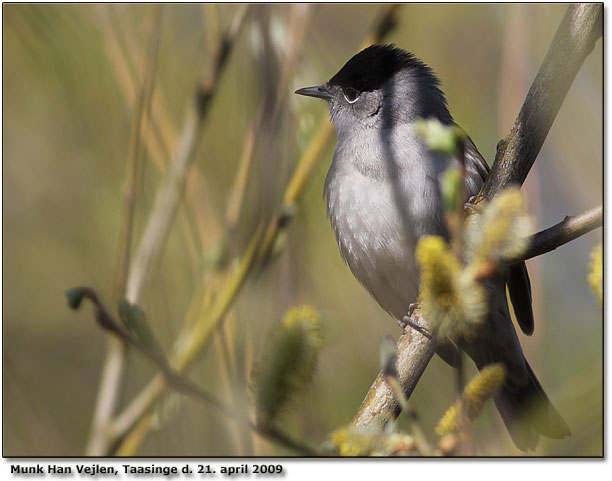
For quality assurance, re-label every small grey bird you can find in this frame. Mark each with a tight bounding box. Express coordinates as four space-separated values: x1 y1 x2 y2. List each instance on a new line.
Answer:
296 44 569 450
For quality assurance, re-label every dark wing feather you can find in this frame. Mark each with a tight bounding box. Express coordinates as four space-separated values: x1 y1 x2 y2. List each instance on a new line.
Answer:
463 137 535 335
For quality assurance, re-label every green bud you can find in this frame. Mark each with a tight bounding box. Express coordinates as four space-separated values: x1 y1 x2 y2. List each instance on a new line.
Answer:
439 165 463 212
415 119 466 156
65 287 89 309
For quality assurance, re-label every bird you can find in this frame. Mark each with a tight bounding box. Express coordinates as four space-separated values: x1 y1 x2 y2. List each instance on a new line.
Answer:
295 44 569 451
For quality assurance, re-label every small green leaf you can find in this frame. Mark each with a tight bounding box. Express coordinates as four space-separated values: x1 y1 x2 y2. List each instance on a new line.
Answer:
439 165 463 212
415 119 466 156
118 299 166 361
65 287 89 309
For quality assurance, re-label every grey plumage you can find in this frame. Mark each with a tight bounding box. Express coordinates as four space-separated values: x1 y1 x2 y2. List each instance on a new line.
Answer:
296 44 569 450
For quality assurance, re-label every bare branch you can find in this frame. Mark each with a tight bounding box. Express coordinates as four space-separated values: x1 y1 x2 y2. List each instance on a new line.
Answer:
352 315 437 429
125 5 250 304
86 6 162 457
515 205 602 262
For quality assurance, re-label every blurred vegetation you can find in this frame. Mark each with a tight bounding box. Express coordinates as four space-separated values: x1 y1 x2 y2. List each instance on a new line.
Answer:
2 4 602 456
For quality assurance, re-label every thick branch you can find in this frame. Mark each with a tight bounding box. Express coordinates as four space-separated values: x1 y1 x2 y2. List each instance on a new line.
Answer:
352 316 437 428
481 4 602 201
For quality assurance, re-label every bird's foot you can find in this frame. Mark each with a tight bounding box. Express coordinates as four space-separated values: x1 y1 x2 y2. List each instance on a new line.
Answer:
397 303 420 329
399 304 433 340
407 302 420 317
399 316 433 340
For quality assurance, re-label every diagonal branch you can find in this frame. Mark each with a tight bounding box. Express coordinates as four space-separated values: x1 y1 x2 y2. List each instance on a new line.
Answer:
125 4 250 304
481 3 602 200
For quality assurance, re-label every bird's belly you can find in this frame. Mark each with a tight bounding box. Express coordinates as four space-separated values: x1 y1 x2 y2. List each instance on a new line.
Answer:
327 174 422 320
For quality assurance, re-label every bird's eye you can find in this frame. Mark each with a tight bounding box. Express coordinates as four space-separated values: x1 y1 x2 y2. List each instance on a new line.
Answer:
343 88 360 103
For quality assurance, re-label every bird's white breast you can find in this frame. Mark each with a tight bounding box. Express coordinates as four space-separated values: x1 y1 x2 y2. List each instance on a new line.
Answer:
326 166 421 320
325 126 449 320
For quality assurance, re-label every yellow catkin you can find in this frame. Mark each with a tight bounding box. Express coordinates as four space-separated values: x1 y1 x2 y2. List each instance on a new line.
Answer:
253 305 323 425
588 244 602 304
329 426 378 457
282 305 323 348
416 236 486 341
329 425 415 457
436 364 506 436
466 187 531 263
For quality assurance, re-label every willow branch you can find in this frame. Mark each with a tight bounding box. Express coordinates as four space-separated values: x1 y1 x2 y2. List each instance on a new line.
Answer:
85 5 250 457
515 205 602 262
352 315 437 429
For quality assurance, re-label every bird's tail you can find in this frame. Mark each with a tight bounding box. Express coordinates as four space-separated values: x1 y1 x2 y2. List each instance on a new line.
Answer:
489 360 570 451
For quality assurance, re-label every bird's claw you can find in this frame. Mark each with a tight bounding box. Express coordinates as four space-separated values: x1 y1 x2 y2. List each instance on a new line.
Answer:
399 315 433 340
407 302 421 317
464 195 485 214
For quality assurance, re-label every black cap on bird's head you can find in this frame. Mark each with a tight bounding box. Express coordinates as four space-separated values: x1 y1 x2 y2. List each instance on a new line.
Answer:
328 44 431 92
295 44 451 127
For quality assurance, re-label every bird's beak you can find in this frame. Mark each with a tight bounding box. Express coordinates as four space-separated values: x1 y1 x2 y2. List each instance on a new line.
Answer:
295 84 332 101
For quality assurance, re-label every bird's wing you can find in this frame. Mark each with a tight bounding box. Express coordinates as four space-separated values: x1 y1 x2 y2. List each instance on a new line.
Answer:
463 137 535 335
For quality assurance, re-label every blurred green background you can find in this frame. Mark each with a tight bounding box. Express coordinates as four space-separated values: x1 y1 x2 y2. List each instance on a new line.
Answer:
2 4 602 456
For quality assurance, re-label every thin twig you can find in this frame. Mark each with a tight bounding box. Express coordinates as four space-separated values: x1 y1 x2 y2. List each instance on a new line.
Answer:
87 5 250 457
109 224 263 449
125 4 250 304
108 4 402 456
71 287 318 456
86 6 163 456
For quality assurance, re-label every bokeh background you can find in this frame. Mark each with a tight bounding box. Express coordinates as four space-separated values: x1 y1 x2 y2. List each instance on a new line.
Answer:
3 3 602 456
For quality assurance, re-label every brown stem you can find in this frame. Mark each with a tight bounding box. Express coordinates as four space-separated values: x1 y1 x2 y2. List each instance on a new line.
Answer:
518 205 602 262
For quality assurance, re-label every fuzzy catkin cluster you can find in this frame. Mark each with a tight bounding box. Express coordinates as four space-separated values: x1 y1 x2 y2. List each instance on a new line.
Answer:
252 306 322 426
416 188 532 343
328 425 415 456
435 363 506 436
588 243 602 304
